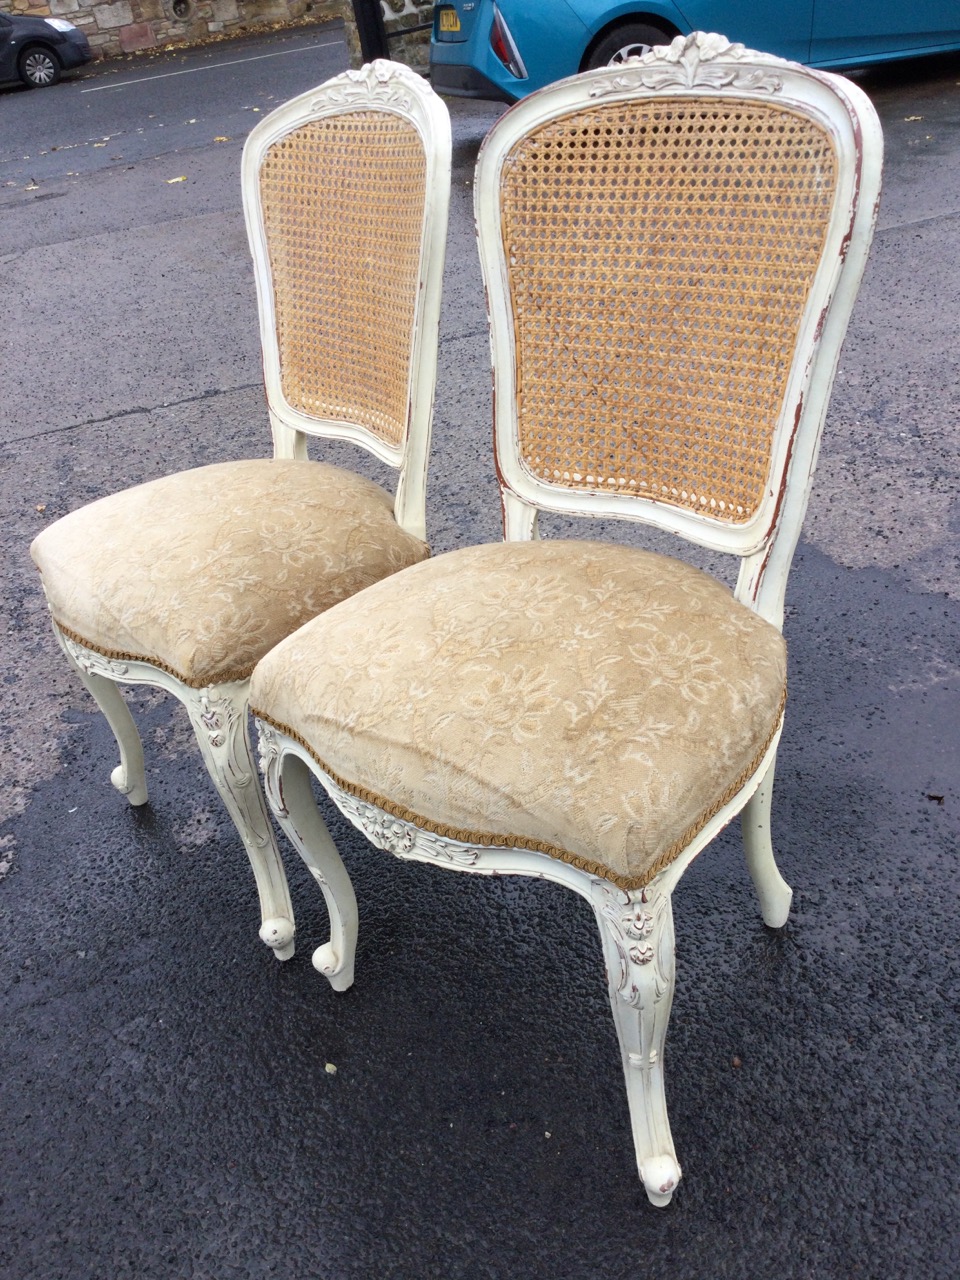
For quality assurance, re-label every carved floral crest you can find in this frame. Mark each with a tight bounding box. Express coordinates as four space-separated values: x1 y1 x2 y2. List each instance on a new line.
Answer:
318 58 418 113
61 633 130 680
588 31 784 98
254 726 485 867
352 800 417 856
334 791 482 866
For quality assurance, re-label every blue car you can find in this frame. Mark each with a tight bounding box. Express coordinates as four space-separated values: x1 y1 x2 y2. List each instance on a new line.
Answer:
431 1 960 101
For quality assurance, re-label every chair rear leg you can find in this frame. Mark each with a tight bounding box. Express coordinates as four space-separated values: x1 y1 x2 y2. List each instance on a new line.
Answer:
592 880 681 1207
741 758 793 928
258 741 358 993
69 660 149 807
182 682 296 961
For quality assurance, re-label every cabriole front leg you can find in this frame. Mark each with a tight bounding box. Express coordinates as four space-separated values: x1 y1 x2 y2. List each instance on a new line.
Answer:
257 725 358 992
592 878 681 1207
182 682 295 961
58 632 148 806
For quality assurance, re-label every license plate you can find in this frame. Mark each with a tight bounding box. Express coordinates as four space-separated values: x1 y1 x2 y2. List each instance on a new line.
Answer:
439 8 461 33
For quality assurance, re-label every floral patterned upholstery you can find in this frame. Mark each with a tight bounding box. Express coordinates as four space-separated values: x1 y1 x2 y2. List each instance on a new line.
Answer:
250 540 786 887
31 459 429 688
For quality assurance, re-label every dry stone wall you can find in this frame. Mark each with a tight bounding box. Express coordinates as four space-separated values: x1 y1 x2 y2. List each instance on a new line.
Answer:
5 0 434 65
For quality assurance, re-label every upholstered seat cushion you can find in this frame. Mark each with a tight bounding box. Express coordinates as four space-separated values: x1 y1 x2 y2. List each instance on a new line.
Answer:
250 540 787 888
30 459 429 688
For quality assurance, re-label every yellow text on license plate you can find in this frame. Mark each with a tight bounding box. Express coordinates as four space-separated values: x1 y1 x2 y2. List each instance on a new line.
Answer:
439 8 461 32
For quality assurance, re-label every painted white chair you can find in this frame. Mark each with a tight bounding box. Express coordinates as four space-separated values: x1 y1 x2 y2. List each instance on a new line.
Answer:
249 35 882 1204
29 61 451 964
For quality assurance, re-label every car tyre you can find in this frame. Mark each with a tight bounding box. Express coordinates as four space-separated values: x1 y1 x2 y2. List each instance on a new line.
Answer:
584 21 676 71
18 45 62 88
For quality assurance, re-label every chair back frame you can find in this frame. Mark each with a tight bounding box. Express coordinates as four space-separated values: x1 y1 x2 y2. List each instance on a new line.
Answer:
242 60 452 541
475 33 882 627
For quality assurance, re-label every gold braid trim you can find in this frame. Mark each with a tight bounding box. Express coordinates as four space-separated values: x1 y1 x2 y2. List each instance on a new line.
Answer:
253 685 787 891
54 621 256 689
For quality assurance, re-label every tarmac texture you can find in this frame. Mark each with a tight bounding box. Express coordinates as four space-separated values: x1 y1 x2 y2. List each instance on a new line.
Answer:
1 29 958 1280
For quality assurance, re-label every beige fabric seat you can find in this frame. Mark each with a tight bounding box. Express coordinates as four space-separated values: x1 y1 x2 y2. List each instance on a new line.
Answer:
252 539 786 888
32 459 427 688
29 62 451 966
246 35 883 1208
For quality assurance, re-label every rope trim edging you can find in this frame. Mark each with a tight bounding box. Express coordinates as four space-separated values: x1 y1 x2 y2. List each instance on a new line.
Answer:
253 687 786 891
54 621 255 690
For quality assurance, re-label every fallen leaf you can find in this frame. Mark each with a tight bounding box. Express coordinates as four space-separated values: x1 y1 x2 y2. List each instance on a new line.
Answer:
93 142 107 148
324 1062 337 1075
732 1055 742 1068
213 136 230 143
35 503 46 513
166 176 187 184
904 115 923 121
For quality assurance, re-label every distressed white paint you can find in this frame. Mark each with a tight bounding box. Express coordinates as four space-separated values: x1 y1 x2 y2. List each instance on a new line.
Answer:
254 35 882 1207
41 62 450 961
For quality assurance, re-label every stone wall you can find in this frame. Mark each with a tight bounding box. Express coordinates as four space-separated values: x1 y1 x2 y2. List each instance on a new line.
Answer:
381 0 433 71
4 0 434 65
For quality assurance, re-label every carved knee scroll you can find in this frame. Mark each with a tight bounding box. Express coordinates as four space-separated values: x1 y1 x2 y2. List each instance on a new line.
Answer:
183 683 295 960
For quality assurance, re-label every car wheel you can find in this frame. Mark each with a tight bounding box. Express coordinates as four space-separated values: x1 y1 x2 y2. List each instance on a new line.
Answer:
18 45 62 88
584 22 676 71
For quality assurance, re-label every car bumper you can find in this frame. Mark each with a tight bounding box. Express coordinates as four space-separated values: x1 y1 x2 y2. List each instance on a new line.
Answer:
429 61 518 103
58 32 94 72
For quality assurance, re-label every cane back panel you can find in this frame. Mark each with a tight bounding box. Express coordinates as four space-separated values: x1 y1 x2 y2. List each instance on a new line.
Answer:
259 111 428 451
498 98 839 522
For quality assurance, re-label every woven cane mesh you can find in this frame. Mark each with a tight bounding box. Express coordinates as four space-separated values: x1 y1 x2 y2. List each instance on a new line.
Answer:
259 112 428 450
499 99 839 522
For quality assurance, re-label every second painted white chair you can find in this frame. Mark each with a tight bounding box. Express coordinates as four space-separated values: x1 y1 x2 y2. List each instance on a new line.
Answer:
250 35 882 1203
30 61 451 963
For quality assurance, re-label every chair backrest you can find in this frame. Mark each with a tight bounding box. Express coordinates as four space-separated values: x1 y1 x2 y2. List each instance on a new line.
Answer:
475 33 882 626
242 60 451 541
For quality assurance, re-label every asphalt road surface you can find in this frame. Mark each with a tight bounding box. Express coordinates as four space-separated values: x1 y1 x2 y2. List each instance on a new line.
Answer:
1 24 349 186
1 27 958 1279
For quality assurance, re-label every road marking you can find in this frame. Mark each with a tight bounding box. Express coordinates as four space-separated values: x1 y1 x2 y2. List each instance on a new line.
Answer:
80 39 343 93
